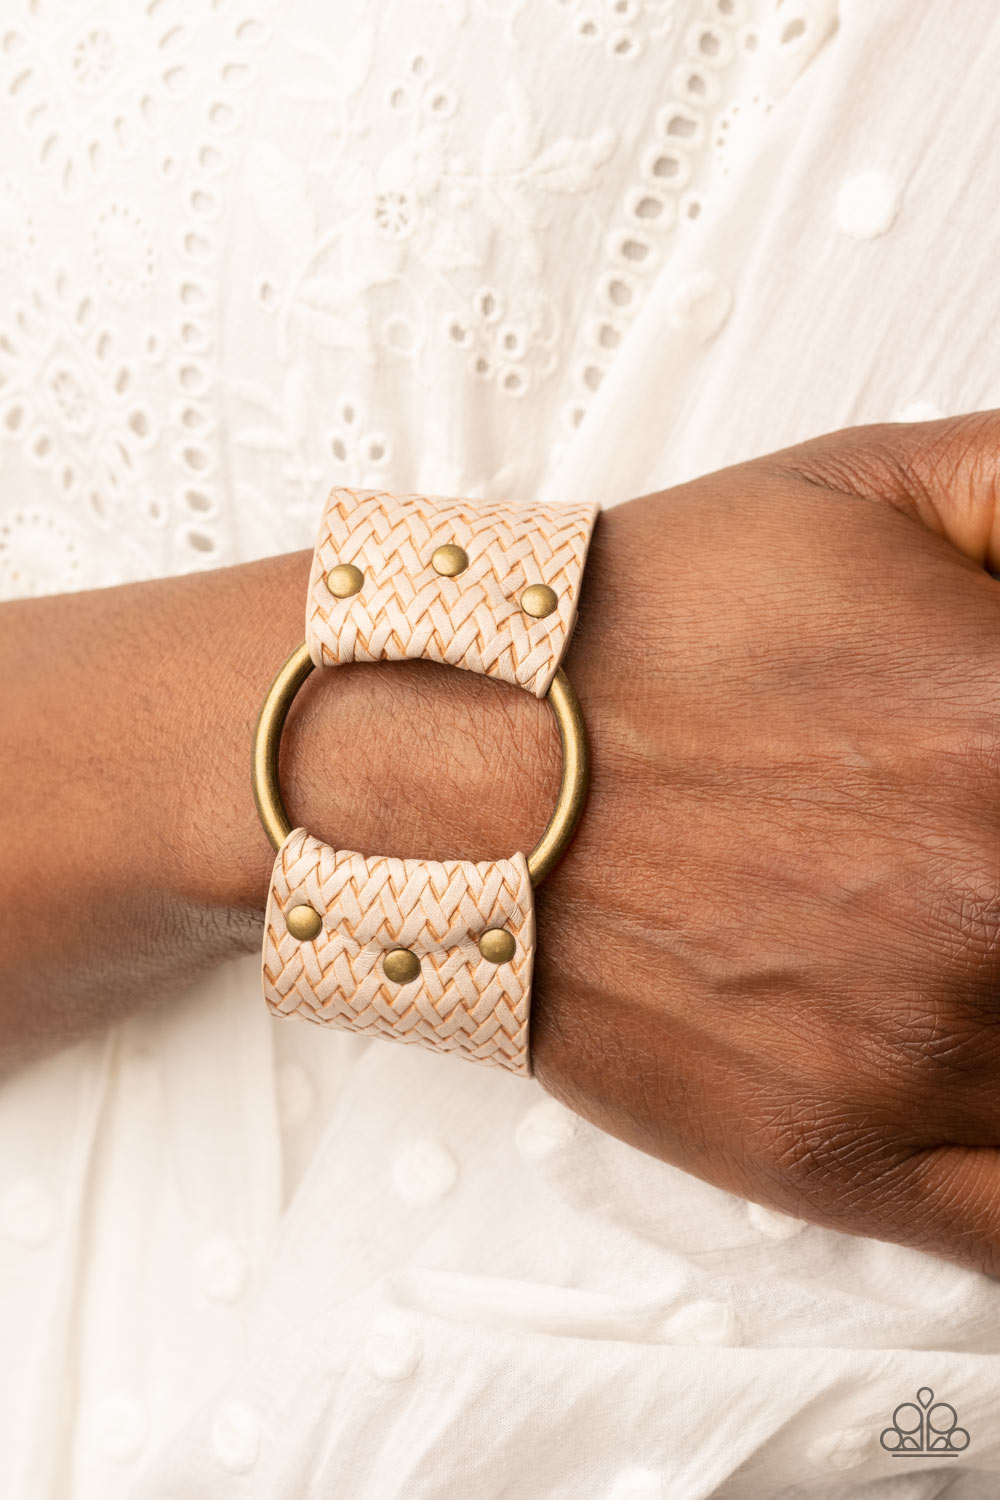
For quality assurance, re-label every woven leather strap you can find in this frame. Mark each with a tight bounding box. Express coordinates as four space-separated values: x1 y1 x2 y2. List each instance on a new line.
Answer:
261 487 598 1076
307 488 597 697
264 834 535 1073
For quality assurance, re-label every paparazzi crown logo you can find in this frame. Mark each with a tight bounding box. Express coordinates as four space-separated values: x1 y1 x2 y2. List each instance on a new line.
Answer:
880 1386 969 1457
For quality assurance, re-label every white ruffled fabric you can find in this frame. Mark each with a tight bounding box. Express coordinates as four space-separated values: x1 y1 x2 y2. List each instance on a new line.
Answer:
2 1 1000 1495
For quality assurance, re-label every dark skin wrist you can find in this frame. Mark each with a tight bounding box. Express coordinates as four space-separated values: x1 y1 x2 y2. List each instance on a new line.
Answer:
0 541 563 1065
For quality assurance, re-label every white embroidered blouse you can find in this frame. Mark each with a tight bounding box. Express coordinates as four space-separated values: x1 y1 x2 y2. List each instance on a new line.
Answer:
2 1 998 1496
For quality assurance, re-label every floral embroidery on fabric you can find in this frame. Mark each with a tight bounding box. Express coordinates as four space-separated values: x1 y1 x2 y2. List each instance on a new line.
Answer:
0 0 835 598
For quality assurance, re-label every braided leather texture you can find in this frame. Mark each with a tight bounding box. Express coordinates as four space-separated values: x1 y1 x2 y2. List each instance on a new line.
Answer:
263 829 535 1074
306 487 598 698
261 487 596 1075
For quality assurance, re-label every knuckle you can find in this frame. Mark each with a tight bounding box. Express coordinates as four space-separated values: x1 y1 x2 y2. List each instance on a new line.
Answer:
904 411 1000 496
888 1149 1000 1275
771 411 1000 562
849 838 1000 1092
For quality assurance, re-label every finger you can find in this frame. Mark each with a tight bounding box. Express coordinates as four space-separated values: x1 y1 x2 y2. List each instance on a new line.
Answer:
774 410 1000 572
880 1143 1000 1274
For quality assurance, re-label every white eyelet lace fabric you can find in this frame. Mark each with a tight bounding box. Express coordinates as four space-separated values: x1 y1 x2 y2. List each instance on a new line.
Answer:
7 2 1000 1498
0 0 830 597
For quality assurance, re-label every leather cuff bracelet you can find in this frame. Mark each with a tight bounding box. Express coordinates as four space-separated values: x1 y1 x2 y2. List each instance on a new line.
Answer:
251 488 598 1076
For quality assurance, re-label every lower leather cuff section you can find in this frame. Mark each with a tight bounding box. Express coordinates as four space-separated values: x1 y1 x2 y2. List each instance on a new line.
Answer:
262 829 536 1075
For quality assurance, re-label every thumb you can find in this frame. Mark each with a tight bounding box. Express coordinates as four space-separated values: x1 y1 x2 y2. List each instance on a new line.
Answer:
774 410 1000 572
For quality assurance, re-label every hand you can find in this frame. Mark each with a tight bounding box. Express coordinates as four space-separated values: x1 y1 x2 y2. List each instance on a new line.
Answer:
532 411 1000 1274
10 408 1000 1279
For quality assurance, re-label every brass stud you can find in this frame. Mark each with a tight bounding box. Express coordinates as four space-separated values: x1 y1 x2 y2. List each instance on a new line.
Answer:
519 583 558 619
431 543 469 578
325 562 364 598
286 904 323 941
382 947 421 985
478 928 517 965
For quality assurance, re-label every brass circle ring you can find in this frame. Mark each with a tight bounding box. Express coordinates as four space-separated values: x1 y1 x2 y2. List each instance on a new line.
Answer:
251 643 590 887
